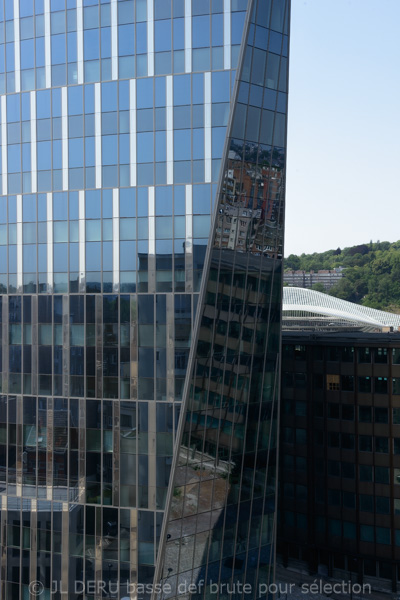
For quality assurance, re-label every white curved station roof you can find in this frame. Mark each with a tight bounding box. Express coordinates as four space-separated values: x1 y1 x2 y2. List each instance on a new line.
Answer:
283 287 400 329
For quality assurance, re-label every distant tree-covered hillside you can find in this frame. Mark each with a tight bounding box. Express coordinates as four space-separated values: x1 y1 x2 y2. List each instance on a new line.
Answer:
285 241 400 312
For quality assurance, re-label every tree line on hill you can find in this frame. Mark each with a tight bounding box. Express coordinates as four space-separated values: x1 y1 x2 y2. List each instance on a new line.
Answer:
284 240 400 312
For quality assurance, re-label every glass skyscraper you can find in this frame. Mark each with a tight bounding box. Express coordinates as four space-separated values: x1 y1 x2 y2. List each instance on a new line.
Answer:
0 0 289 598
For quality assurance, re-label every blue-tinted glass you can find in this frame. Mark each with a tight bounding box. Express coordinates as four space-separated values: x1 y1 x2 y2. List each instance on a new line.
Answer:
84 29 99 60
51 33 66 64
86 191 101 218
68 86 83 115
120 189 136 217
173 74 190 106
69 138 84 168
192 15 210 48
155 20 171 52
102 135 118 166
173 18 184 50
118 24 134 55
137 79 153 109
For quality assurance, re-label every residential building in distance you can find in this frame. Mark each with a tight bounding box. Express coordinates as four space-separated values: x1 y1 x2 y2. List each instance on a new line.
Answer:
284 267 344 290
278 328 400 595
0 0 289 598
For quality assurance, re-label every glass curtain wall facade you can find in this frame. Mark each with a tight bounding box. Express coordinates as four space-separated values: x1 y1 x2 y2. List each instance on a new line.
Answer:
0 0 289 598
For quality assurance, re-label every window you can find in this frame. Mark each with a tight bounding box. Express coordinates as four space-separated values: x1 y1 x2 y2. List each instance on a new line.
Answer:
376 496 390 514
375 437 388 453
393 407 400 424
360 525 374 542
341 346 354 363
341 433 355 450
328 489 340 504
392 348 400 365
326 374 339 391
394 439 400 455
295 428 306 445
343 522 356 539
342 462 355 479
374 348 388 364
360 494 373 512
294 372 306 388
342 375 354 391
328 461 340 477
375 407 388 423
342 405 354 421
375 467 389 484
375 377 388 394
327 347 338 361
393 378 400 395
358 377 371 393
313 346 323 361
359 465 373 482
294 345 306 360
328 432 340 448
358 347 371 363
314 430 324 446
359 405 372 422
342 492 355 509
313 373 323 390
376 527 390 545
394 469 400 485
359 435 372 452
328 403 339 419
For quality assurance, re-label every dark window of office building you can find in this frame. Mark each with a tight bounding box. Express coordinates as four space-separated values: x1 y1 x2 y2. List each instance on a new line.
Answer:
376 496 390 514
313 373 323 390
328 432 340 448
342 405 354 421
393 378 400 395
328 461 340 477
328 403 340 419
283 345 294 360
358 377 371 394
358 347 371 363
327 347 339 362
294 345 306 361
313 346 324 361
341 433 355 450
359 435 372 452
342 375 354 392
375 437 389 453
360 465 373 482
359 405 372 422
360 494 374 512
314 402 324 418
341 346 354 363
328 489 340 504
393 348 400 364
375 466 389 485
343 491 355 508
375 377 388 394
282 372 294 388
374 348 388 364
294 372 307 388
393 407 400 424
358 376 371 393
342 463 355 479
375 407 388 423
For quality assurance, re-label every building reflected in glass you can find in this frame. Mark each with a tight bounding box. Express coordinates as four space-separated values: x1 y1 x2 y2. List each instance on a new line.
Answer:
0 0 289 598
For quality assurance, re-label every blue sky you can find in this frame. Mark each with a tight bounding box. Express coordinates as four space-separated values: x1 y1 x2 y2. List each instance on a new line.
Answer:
285 0 400 256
